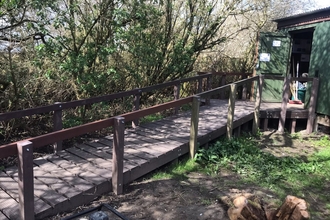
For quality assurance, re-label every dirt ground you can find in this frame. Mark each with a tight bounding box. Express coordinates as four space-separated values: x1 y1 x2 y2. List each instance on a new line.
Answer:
47 130 329 220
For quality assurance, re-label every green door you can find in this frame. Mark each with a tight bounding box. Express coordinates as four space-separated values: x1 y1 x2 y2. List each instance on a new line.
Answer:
257 32 292 102
307 22 330 115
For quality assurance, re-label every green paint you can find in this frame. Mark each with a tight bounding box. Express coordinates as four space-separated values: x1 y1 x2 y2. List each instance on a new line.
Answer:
308 22 330 115
257 32 291 102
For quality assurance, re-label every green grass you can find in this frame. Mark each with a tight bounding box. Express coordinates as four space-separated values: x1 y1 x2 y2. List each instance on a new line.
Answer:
194 135 330 218
140 113 165 124
151 158 198 180
147 134 330 218
311 135 330 148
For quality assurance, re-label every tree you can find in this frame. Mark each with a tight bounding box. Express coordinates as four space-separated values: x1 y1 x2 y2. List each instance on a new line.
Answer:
0 0 318 111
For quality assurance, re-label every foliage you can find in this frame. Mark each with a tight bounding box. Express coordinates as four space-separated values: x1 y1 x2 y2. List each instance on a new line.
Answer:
0 0 318 139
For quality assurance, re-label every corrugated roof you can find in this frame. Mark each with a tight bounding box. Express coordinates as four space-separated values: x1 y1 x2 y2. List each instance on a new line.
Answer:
274 7 330 29
274 6 330 22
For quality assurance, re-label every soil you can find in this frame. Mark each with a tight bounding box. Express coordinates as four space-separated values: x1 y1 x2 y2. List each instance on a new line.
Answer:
42 130 330 220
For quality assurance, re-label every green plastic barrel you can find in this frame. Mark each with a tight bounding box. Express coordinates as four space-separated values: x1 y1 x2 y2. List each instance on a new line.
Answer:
298 89 306 102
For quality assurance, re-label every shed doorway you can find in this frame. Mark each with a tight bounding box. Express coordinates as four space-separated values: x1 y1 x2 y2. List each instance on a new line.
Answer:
289 28 315 78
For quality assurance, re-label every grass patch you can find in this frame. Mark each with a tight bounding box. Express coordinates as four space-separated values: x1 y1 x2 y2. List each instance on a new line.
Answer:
195 137 330 186
194 135 330 218
142 134 330 218
151 158 198 180
311 135 330 148
140 113 164 124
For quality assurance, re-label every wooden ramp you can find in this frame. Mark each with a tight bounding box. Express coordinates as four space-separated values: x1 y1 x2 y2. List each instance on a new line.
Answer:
0 100 256 219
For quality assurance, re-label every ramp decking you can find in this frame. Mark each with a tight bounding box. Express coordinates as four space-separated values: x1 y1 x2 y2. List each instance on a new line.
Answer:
0 100 306 219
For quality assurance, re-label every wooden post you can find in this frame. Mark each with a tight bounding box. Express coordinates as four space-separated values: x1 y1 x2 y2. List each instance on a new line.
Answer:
53 102 63 152
174 82 181 114
112 116 125 195
234 125 241 137
197 78 203 94
250 32 259 101
132 90 141 128
206 75 212 105
189 96 200 159
242 74 247 100
306 78 319 134
252 75 264 135
291 119 297 133
17 141 34 220
263 118 269 131
220 75 226 99
278 76 290 133
227 84 237 139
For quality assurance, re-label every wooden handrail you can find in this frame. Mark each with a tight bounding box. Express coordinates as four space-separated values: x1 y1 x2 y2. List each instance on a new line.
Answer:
198 84 231 99
0 72 251 159
0 89 139 121
8 73 325 219
198 76 258 98
2 74 257 218
197 71 252 76
120 97 192 122
140 74 212 93
0 117 115 158
0 74 211 121
263 75 315 82
0 97 193 159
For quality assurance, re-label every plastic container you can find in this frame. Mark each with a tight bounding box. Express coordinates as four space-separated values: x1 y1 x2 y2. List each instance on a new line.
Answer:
298 89 306 102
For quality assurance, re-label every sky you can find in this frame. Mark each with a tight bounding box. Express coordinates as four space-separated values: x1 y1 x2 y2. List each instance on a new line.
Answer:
315 0 330 8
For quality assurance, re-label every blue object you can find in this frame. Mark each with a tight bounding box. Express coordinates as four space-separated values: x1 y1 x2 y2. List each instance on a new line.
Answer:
90 211 109 220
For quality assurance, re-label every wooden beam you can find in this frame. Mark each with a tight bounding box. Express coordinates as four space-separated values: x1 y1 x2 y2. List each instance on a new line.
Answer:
197 78 203 94
251 32 259 101
278 76 290 133
132 90 141 128
263 118 268 131
220 75 226 99
53 102 63 153
227 84 237 139
306 78 319 134
260 110 309 119
174 82 181 114
234 125 241 137
206 76 212 105
291 119 297 133
189 96 200 159
242 79 247 101
252 75 264 135
112 117 125 195
17 141 34 220
198 76 258 100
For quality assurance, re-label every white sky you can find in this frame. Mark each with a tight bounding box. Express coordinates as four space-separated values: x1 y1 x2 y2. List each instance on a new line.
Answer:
315 0 330 8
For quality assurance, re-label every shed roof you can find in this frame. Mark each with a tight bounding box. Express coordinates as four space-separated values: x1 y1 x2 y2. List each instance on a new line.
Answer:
274 7 330 29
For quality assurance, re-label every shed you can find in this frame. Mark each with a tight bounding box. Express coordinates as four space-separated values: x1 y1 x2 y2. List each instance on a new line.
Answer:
256 7 330 126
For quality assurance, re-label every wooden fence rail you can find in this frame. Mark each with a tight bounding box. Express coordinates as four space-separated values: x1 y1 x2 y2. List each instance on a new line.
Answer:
0 74 260 220
1 72 250 154
0 73 321 219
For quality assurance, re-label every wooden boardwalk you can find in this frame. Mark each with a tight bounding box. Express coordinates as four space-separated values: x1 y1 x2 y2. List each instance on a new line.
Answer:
0 100 305 219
